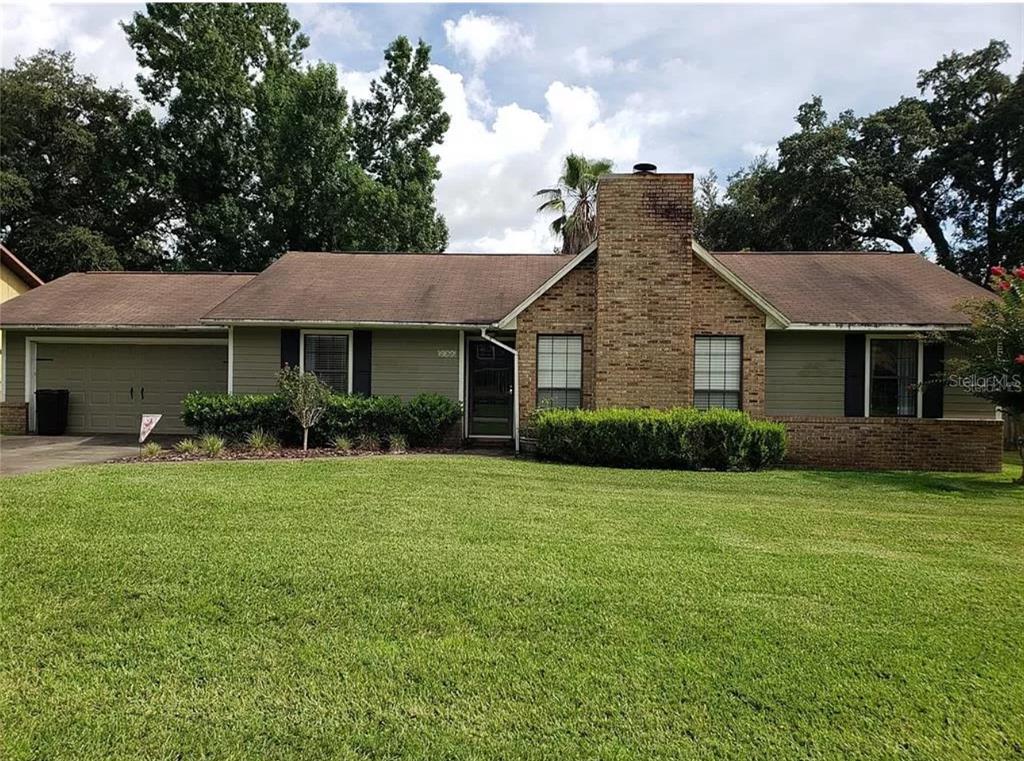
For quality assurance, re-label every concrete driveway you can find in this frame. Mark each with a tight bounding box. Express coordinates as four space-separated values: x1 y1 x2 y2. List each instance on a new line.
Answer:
1 435 165 477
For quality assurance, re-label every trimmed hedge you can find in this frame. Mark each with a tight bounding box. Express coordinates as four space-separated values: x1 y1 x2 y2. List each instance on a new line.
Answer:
534 407 787 471
182 392 461 448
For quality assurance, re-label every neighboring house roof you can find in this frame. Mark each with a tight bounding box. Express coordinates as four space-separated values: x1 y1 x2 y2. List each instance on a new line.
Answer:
710 251 993 327
203 251 574 326
0 272 255 328
1 244 45 289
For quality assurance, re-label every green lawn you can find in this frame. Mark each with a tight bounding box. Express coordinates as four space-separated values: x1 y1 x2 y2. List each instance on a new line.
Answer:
2 457 1022 760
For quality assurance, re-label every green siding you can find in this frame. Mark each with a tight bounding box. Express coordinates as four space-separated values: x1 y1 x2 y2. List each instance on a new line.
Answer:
3 331 26 403
232 327 280 394
372 329 460 401
944 345 999 419
765 331 846 416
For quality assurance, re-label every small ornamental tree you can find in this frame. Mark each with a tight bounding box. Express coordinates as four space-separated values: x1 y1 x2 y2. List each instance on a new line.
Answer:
947 265 1024 483
277 365 332 451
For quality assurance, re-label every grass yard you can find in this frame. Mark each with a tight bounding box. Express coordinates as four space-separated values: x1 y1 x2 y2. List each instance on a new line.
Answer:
2 456 1022 760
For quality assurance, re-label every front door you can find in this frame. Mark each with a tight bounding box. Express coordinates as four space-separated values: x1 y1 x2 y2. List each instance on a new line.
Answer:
466 338 514 437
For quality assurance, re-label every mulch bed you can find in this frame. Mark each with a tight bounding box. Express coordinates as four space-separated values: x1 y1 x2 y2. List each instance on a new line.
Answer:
113 447 472 464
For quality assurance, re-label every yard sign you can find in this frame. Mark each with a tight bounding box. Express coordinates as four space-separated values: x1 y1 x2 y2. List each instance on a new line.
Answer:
139 414 162 444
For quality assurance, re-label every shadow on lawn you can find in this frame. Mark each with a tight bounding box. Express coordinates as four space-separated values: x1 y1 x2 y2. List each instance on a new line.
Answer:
790 466 1021 501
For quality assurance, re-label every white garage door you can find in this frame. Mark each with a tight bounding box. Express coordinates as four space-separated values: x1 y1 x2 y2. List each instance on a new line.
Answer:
35 343 227 434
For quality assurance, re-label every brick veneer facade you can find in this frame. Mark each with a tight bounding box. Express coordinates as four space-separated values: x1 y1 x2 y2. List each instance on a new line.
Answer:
773 416 1003 472
691 257 767 416
0 402 27 435
513 170 995 472
517 256 597 423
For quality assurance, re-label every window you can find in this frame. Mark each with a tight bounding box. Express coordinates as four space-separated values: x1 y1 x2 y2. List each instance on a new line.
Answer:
694 336 742 410
537 335 582 409
302 333 350 393
869 339 918 417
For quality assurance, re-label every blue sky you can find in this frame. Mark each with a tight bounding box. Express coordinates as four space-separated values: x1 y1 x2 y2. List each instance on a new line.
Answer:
2 3 1021 253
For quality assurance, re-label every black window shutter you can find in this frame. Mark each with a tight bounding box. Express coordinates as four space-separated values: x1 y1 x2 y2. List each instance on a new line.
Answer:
353 330 372 396
844 334 866 417
280 329 300 369
922 343 945 419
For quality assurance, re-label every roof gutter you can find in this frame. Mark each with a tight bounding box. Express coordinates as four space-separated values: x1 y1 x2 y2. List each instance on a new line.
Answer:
479 327 519 454
199 318 488 330
0 323 225 332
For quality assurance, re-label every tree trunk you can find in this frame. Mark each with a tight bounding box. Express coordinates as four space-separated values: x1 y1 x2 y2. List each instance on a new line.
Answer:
1017 437 1024 485
908 195 954 269
303 427 309 452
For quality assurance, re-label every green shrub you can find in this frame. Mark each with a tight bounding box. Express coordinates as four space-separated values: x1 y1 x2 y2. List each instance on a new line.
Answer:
174 438 200 455
140 442 162 459
246 428 279 453
332 435 354 453
742 420 788 470
388 433 408 453
402 394 462 447
182 391 436 448
182 392 289 442
535 407 787 471
357 432 381 452
200 434 225 457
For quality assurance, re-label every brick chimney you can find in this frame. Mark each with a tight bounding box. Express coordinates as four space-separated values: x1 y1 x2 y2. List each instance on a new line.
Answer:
594 167 694 407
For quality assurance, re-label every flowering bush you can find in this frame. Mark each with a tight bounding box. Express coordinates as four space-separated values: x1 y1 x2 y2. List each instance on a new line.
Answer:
949 264 1024 482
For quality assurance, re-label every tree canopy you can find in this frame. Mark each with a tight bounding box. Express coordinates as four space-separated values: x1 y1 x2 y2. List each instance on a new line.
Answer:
0 51 170 281
698 40 1023 282
1 3 450 278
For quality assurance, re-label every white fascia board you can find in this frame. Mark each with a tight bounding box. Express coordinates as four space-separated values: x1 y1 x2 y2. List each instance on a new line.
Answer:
691 241 792 327
494 241 598 330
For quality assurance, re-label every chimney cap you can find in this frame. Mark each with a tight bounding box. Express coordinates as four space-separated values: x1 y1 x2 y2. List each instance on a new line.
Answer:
633 162 657 174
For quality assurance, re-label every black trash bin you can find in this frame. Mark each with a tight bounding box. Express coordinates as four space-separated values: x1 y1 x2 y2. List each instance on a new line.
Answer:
35 389 70 435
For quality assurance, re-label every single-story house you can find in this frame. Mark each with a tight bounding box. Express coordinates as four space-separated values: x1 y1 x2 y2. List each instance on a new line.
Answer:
0 168 1003 470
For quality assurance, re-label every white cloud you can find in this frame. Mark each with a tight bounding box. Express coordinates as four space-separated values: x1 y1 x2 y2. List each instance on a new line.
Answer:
335 65 384 103
569 47 614 77
290 5 371 50
741 142 780 162
430 67 669 252
442 12 533 68
1 3 143 95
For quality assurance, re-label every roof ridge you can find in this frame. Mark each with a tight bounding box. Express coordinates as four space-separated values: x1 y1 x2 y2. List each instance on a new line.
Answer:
70 270 257 275
712 250 917 256
284 250 570 258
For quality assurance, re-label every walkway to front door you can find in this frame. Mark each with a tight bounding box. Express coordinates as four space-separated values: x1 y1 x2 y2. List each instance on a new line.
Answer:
466 338 513 438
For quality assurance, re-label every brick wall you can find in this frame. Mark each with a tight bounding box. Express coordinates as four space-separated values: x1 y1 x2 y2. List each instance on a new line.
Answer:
517 257 597 423
772 416 1003 472
517 171 768 416
692 257 767 416
594 173 694 408
0 402 27 435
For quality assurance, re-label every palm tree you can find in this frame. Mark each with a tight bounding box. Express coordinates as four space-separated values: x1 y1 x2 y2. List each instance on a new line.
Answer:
535 153 614 255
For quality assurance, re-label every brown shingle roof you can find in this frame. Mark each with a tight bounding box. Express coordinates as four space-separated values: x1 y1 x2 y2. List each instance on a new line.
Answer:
203 251 574 325
0 272 254 328
710 252 993 326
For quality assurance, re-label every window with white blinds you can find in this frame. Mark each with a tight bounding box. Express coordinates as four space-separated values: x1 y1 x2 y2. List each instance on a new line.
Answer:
693 336 742 410
303 333 350 393
537 335 582 409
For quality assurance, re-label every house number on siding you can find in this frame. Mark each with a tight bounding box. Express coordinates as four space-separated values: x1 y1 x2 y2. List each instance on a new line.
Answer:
437 349 457 358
